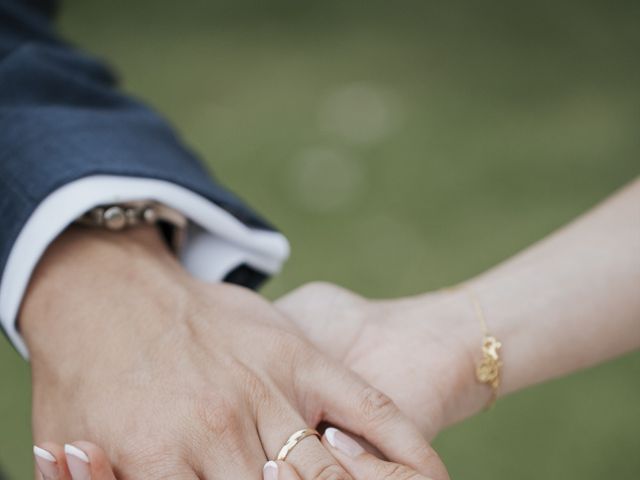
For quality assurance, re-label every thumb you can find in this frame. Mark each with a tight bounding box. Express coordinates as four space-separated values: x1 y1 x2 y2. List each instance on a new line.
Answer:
323 428 450 480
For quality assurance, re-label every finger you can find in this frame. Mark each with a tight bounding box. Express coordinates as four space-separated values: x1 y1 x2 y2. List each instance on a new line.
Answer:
200 435 266 479
65 442 117 480
34 443 71 480
191 401 267 479
262 461 303 480
283 435 353 480
322 428 443 480
63 441 199 480
257 398 354 480
301 361 448 479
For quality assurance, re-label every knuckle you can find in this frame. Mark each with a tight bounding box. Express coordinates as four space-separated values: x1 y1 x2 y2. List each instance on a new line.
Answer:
375 462 421 480
235 363 271 406
116 441 187 479
288 281 361 306
299 281 338 295
275 329 318 374
357 386 398 426
268 327 307 352
314 462 353 480
264 327 311 369
134 462 193 479
406 444 441 474
192 392 242 440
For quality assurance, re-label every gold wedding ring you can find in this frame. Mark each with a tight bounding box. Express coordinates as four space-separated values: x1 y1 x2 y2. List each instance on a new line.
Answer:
276 428 321 461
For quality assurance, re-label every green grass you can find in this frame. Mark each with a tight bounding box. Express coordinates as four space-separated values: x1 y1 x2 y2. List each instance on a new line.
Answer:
1 0 639 477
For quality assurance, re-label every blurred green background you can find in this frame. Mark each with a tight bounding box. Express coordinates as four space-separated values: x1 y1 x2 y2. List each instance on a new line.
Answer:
1 0 639 478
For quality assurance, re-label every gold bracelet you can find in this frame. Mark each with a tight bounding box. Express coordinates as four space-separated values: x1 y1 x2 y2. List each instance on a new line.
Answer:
466 288 502 409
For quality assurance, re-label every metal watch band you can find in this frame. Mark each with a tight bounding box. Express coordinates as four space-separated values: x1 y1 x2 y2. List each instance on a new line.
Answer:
76 201 187 252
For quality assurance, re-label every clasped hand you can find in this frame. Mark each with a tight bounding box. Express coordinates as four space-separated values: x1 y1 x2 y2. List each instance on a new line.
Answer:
22 226 449 479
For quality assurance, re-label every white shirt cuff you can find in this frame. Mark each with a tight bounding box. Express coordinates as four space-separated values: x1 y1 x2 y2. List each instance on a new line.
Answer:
0 175 290 358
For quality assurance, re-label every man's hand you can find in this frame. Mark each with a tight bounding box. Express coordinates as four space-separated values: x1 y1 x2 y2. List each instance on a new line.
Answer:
21 227 444 479
30 431 450 480
277 282 488 441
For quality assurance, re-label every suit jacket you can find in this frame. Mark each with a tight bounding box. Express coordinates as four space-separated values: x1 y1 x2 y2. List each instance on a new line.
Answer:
0 0 288 355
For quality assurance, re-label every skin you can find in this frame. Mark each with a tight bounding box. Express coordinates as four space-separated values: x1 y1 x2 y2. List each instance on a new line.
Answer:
29 178 639 478
33 441 115 480
32 435 441 480
277 178 640 439
22 226 447 479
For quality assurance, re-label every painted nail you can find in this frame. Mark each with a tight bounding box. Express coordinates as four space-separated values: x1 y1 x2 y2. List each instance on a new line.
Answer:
33 446 59 479
65 444 91 480
263 460 279 480
325 428 365 458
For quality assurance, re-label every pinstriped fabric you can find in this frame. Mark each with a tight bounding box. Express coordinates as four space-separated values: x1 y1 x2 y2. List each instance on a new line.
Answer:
0 0 278 348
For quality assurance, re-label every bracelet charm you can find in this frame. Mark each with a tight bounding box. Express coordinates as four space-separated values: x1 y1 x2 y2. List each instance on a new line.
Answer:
476 335 502 406
465 287 503 409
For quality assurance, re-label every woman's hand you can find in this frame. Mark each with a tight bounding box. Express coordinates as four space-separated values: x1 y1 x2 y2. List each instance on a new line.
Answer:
278 181 640 442
32 433 449 480
33 442 116 480
22 226 441 479
277 282 486 440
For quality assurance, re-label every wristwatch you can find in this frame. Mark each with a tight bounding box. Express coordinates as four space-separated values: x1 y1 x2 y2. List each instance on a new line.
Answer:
76 201 187 253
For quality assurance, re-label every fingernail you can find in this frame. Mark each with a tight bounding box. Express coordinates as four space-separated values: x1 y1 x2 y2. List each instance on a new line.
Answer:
65 444 91 480
325 427 365 458
33 446 59 479
263 460 278 480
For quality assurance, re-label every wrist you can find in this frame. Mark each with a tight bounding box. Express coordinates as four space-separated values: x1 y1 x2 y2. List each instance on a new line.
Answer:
20 224 189 369
394 288 496 429
428 289 496 426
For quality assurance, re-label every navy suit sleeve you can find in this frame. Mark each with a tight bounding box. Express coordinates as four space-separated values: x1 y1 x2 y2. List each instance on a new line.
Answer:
0 0 276 282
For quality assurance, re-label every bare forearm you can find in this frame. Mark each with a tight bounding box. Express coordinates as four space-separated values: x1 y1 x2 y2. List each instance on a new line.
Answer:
468 179 640 396
237 179 640 439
